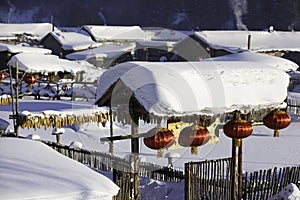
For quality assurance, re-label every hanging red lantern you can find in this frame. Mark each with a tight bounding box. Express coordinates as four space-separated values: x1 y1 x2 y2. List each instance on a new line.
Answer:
0 72 6 83
263 109 291 137
24 75 37 88
223 118 253 147
143 128 175 157
178 125 210 154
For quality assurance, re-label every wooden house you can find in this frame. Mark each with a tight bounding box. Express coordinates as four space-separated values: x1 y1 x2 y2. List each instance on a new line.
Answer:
78 25 151 45
0 43 51 71
66 44 135 68
172 33 243 61
135 28 188 61
194 30 300 66
39 31 101 58
0 23 56 45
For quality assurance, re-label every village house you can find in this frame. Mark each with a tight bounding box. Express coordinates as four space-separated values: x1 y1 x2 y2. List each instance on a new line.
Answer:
194 30 300 66
39 31 101 58
66 43 135 68
78 25 151 44
0 23 56 45
134 28 187 61
0 43 52 70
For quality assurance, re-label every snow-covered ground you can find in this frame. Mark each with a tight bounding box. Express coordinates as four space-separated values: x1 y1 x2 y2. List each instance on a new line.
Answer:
0 137 119 200
0 98 299 199
1 26 300 199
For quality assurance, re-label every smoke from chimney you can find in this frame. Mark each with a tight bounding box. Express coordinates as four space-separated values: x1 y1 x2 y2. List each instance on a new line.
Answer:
229 0 248 31
7 0 16 23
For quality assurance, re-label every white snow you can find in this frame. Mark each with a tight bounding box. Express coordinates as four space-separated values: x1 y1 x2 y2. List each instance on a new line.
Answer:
0 138 119 200
47 31 101 50
268 183 300 200
143 28 187 41
66 44 135 60
7 53 88 75
204 51 299 72
195 30 300 52
0 42 52 54
0 23 57 40
0 26 300 200
80 25 151 42
96 61 290 116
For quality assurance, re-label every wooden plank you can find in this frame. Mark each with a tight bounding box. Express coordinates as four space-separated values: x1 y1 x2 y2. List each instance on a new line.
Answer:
264 169 272 199
260 169 267 199
185 162 190 200
248 172 253 200
253 171 259 200
243 171 248 200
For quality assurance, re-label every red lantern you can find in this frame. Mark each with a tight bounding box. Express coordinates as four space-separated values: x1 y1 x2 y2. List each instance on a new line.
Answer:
0 73 6 83
223 119 253 146
24 75 37 88
263 109 291 137
144 128 175 157
178 126 210 154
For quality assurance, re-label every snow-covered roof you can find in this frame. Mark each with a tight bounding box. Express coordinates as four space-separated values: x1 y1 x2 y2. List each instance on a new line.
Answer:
7 53 87 75
0 138 119 200
143 28 187 41
80 25 151 42
0 43 52 54
136 40 177 49
195 30 300 52
96 61 289 117
47 31 101 50
0 23 57 40
204 51 299 72
66 44 135 60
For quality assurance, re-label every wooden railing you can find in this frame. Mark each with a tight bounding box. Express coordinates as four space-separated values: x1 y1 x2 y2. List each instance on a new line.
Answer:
185 157 300 200
42 140 184 182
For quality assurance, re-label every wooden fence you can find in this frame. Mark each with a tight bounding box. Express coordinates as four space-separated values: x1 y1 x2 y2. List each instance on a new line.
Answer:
243 166 300 200
42 140 184 182
41 140 184 200
185 158 300 200
185 158 233 200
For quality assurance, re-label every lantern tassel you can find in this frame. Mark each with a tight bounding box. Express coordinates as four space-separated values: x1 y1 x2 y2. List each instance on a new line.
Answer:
274 129 280 137
157 149 163 158
235 138 242 147
191 146 198 155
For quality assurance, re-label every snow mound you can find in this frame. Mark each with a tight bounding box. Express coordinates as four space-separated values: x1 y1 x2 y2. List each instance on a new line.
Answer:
0 138 119 200
268 183 300 200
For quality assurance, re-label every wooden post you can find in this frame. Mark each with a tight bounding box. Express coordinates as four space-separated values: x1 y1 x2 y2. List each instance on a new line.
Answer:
14 62 20 137
9 65 16 135
231 138 238 200
247 34 251 50
238 140 243 200
109 104 114 154
131 114 140 200
185 162 191 200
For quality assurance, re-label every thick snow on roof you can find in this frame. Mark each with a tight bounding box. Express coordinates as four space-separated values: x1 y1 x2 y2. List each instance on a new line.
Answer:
7 53 86 75
0 43 52 54
0 23 57 40
81 25 151 41
48 31 101 50
96 61 289 116
143 28 187 41
0 138 119 200
195 30 300 52
136 40 176 49
66 44 135 60
204 51 299 72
